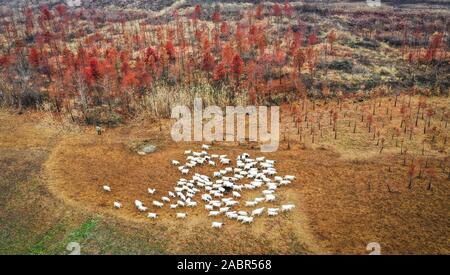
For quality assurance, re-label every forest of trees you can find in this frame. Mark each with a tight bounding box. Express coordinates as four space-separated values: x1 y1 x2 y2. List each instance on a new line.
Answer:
0 2 447 124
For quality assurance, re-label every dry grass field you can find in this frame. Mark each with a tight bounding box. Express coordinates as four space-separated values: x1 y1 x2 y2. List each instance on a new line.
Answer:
1 94 448 255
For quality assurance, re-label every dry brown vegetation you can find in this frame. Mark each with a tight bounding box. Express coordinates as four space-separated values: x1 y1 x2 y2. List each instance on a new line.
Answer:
1 94 448 255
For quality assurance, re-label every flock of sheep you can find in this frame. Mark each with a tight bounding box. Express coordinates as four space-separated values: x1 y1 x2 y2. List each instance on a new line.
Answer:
103 145 296 229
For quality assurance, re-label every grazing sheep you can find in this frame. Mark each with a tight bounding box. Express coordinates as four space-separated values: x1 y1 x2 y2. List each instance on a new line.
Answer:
187 201 197 207
147 213 158 219
285 175 295 181
238 211 248 216
114 202 122 209
177 213 187 219
268 208 280 213
245 201 258 207
265 194 276 202
162 197 170 203
153 201 164 208
219 207 230 213
172 160 180 166
209 211 220 217
135 200 143 208
213 172 222 178
233 185 243 191
103 185 111 192
255 197 265 203
220 158 231 165
242 216 254 224
202 144 210 150
209 161 216 166
202 194 212 202
138 205 148 212
170 204 178 209
252 207 265 216
232 191 241 198
226 212 239 219
148 188 156 195
205 204 214 211
268 211 279 217
281 204 295 212
181 169 189 175
280 180 291 186
211 222 223 229
177 200 185 207
168 191 175 198
184 150 192 155
225 200 239 207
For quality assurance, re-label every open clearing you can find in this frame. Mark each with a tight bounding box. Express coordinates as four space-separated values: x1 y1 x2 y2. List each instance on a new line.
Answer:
1 96 448 254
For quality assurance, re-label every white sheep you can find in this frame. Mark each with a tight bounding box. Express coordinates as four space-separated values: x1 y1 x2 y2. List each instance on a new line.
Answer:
211 222 223 229
274 176 283 182
255 197 265 203
103 185 111 192
153 200 164 208
265 194 276 202
187 201 197 207
242 216 254 224
232 191 241 198
205 204 214 211
181 169 189 175
209 211 220 217
135 200 143 208
280 180 291 186
209 161 216 166
219 207 230 213
225 200 239 207
114 202 122 209
201 194 212 202
252 207 265 216
202 144 210 150
172 160 180 166
281 204 295 212
147 213 158 219
170 204 178 209
226 212 239 219
162 197 170 203
138 205 148 212
177 200 185 207
245 201 258 207
285 175 295 181
168 191 175 198
220 158 231 165
268 211 279 217
176 213 187 219
184 150 192 155
238 211 248 216
148 188 156 195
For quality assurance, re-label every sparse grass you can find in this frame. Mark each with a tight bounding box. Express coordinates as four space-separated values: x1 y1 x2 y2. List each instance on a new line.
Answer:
1 93 449 255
